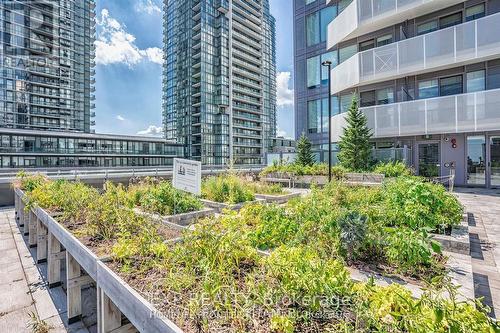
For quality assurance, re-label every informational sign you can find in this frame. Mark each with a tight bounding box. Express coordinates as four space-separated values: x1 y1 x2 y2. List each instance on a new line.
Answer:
173 158 202 195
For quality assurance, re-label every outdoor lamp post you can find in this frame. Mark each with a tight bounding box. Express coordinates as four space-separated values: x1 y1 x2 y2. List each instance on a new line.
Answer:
321 60 333 182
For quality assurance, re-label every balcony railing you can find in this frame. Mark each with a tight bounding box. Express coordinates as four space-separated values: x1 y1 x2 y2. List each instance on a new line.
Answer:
330 88 500 142
327 0 463 49
330 12 500 95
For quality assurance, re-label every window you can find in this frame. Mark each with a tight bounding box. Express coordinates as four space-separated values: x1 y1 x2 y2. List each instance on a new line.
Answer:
440 75 463 96
418 79 439 99
376 34 393 47
307 55 321 88
306 6 338 46
467 70 485 92
340 93 354 113
320 51 337 83
320 6 337 42
306 0 315 4
359 39 375 52
306 12 320 46
308 98 333 133
376 88 395 105
417 20 438 35
439 13 462 29
466 4 485 22
360 91 376 107
339 44 358 63
308 100 321 133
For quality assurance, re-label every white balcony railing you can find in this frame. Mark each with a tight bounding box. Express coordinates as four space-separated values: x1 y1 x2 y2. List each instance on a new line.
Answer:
327 0 463 49
330 88 500 142
331 12 500 95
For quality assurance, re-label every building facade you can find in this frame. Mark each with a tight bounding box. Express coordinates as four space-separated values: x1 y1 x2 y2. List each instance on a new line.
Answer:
0 0 96 132
163 0 277 166
293 0 349 160
0 1 185 170
327 0 500 187
0 129 183 169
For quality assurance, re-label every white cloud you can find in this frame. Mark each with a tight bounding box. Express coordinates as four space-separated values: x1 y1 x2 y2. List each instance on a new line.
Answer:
276 127 288 138
95 9 163 66
137 125 164 137
276 72 294 107
135 0 161 15
116 115 125 121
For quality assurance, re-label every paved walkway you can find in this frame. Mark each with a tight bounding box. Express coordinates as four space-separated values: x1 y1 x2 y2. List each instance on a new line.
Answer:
0 208 96 333
455 188 500 318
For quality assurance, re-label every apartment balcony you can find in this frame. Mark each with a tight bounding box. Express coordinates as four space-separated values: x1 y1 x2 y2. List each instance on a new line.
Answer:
330 12 500 95
327 0 463 49
330 88 500 142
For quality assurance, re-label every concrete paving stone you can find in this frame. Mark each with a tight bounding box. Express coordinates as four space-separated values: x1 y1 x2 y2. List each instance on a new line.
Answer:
0 237 16 251
0 305 36 333
0 279 33 314
0 260 25 285
0 248 20 266
43 314 68 333
32 286 67 321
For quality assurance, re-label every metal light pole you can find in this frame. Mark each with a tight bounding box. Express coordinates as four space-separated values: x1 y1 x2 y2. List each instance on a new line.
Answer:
322 60 333 182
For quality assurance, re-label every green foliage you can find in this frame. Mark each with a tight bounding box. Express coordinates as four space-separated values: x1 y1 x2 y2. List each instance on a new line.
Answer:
14 171 47 192
338 96 373 171
130 179 203 215
296 133 316 167
260 162 347 179
383 177 463 231
384 227 443 277
373 161 413 178
338 212 368 262
247 182 285 195
202 174 255 204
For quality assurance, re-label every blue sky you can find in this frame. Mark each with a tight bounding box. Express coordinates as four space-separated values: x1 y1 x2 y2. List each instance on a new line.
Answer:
94 0 295 139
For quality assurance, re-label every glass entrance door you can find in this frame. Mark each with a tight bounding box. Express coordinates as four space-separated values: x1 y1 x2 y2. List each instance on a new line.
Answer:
467 135 486 186
490 136 500 187
418 143 440 177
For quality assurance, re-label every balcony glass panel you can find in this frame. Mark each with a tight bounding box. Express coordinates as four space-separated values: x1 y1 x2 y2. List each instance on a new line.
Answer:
376 104 399 137
398 37 424 73
477 14 500 57
455 21 476 62
476 92 500 131
425 28 454 68
426 97 456 134
399 101 426 136
456 94 476 132
359 1 373 22
373 44 398 80
373 0 395 17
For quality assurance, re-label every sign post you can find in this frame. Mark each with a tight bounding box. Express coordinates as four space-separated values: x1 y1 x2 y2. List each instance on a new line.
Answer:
172 158 202 196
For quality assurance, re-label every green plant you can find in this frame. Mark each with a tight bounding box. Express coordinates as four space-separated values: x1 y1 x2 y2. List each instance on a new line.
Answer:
338 212 368 262
384 227 443 277
14 171 47 192
260 162 347 179
26 312 51 333
373 161 413 178
130 179 203 215
296 133 316 167
247 182 284 195
338 96 373 171
383 177 463 231
202 174 255 204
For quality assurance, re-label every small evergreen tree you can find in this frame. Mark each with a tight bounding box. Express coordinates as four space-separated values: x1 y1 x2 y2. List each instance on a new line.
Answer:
338 96 373 171
296 133 315 167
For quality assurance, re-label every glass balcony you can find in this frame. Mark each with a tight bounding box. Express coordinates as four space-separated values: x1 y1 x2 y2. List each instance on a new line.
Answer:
327 0 463 49
330 88 500 141
330 12 500 95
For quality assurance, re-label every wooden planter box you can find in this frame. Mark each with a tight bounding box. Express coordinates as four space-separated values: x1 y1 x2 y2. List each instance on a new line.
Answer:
136 207 215 227
14 188 184 333
255 191 302 204
200 198 265 213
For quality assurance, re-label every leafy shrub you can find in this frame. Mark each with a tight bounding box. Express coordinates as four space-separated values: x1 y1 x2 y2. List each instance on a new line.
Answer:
260 162 347 179
338 212 368 262
246 182 284 195
202 174 255 204
130 179 203 215
14 171 47 192
383 177 463 231
384 227 444 277
373 161 413 178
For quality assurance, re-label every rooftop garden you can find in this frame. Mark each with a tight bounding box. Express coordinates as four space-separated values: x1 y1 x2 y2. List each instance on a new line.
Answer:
14 172 499 333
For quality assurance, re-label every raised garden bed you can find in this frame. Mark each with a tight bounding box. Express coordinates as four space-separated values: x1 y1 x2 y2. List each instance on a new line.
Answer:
200 198 265 213
13 174 498 333
254 190 302 204
431 214 470 255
